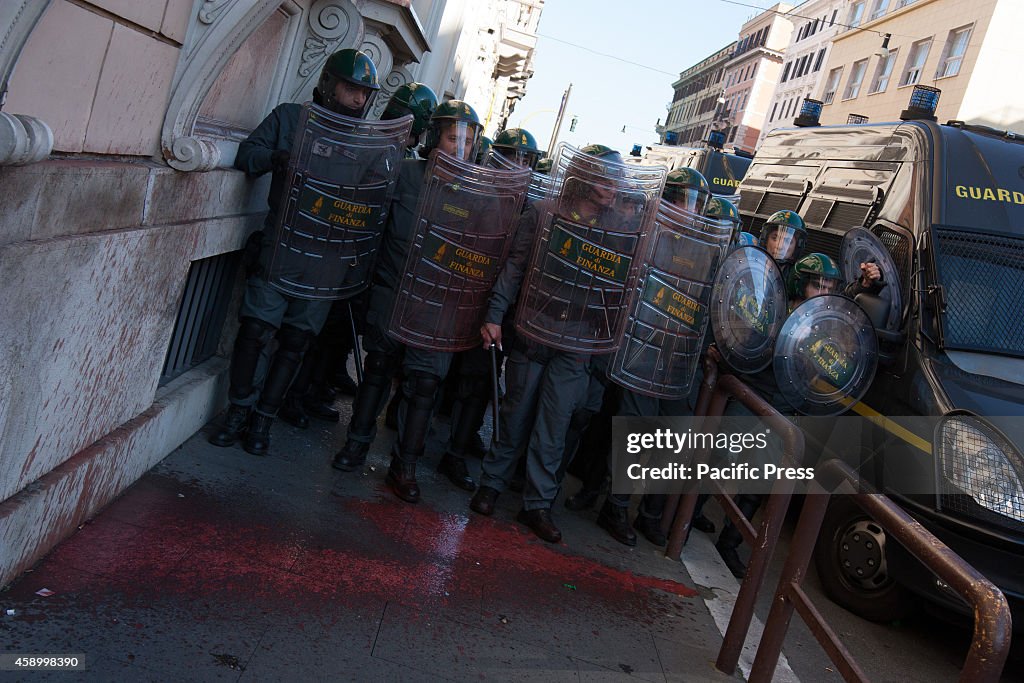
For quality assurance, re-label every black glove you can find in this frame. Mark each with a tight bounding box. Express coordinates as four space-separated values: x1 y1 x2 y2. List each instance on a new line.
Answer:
270 149 290 173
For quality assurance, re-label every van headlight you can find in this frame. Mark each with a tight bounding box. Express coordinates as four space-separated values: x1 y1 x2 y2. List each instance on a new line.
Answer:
936 415 1024 523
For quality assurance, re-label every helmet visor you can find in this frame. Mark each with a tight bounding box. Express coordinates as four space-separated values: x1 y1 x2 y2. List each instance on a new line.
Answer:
664 187 709 214
496 147 540 169
804 275 840 297
434 120 481 161
763 225 801 264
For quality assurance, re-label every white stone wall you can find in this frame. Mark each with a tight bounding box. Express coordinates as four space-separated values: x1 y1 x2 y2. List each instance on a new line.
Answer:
0 0 445 587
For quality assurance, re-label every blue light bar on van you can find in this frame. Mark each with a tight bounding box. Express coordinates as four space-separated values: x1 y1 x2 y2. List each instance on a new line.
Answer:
708 130 725 149
794 98 823 127
900 85 940 121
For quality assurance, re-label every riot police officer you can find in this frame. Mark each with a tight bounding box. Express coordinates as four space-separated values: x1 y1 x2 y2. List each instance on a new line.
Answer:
435 126 543 492
209 49 380 456
470 144 632 543
759 209 806 268
596 168 715 547
331 101 484 505
492 128 543 169
381 82 439 157
712 249 881 577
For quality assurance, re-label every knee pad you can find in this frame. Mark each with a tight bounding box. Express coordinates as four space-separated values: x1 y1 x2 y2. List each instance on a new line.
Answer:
365 351 399 387
238 316 275 346
277 324 313 354
405 371 441 410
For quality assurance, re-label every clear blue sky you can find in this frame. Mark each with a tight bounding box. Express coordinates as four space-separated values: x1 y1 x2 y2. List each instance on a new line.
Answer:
507 0 771 156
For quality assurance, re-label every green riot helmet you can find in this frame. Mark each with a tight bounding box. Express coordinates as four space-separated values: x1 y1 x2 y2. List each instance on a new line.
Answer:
662 167 711 214
565 143 624 213
422 99 483 162
787 252 842 300
476 136 494 164
535 157 553 175
704 196 742 237
381 82 438 136
314 49 380 118
759 210 807 266
493 128 542 169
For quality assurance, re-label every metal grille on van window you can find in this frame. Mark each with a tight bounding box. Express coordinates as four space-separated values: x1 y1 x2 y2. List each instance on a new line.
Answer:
874 225 912 300
160 251 241 385
933 229 1024 356
739 190 764 213
802 198 832 227
806 230 843 261
757 193 801 216
823 203 870 232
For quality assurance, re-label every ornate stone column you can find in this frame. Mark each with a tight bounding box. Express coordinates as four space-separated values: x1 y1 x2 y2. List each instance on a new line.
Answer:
0 1 54 166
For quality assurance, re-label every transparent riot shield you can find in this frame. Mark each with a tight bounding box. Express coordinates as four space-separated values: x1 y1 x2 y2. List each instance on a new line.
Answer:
710 246 787 373
609 199 733 398
515 144 667 354
527 170 557 203
840 227 902 330
774 294 879 416
389 151 531 352
266 103 411 300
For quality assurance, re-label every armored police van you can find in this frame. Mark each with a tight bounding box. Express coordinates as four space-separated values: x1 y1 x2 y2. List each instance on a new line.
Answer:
631 135 752 201
738 95 1024 627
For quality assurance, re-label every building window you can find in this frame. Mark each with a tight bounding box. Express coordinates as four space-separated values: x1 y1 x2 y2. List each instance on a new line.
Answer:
843 59 868 100
896 0 917 6
900 38 932 86
813 48 826 72
869 48 898 93
870 0 890 20
781 62 792 82
830 9 838 26
848 1 865 28
936 25 972 79
770 101 778 122
822 66 843 104
797 25 805 41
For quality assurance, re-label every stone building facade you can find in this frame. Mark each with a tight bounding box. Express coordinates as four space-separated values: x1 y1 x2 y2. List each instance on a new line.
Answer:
0 0 541 586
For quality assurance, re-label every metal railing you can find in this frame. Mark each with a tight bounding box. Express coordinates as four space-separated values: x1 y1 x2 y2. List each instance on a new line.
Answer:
659 358 1013 681
662 361 804 675
750 458 1013 683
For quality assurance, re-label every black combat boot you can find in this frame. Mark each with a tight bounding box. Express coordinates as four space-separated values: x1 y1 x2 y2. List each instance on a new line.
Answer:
633 514 667 547
716 537 747 579
597 499 637 546
332 439 369 471
516 508 562 543
437 453 475 491
244 412 273 456
278 396 310 430
209 404 250 447
386 451 420 503
470 486 499 516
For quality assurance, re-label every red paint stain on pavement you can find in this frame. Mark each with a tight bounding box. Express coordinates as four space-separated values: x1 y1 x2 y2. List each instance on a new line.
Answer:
343 499 697 599
17 478 695 619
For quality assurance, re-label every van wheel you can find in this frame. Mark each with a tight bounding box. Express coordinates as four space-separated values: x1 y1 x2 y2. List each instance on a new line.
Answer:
814 496 916 622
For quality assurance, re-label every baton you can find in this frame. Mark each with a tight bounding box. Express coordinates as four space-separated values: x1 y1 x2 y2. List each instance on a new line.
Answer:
347 301 364 386
489 342 501 446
